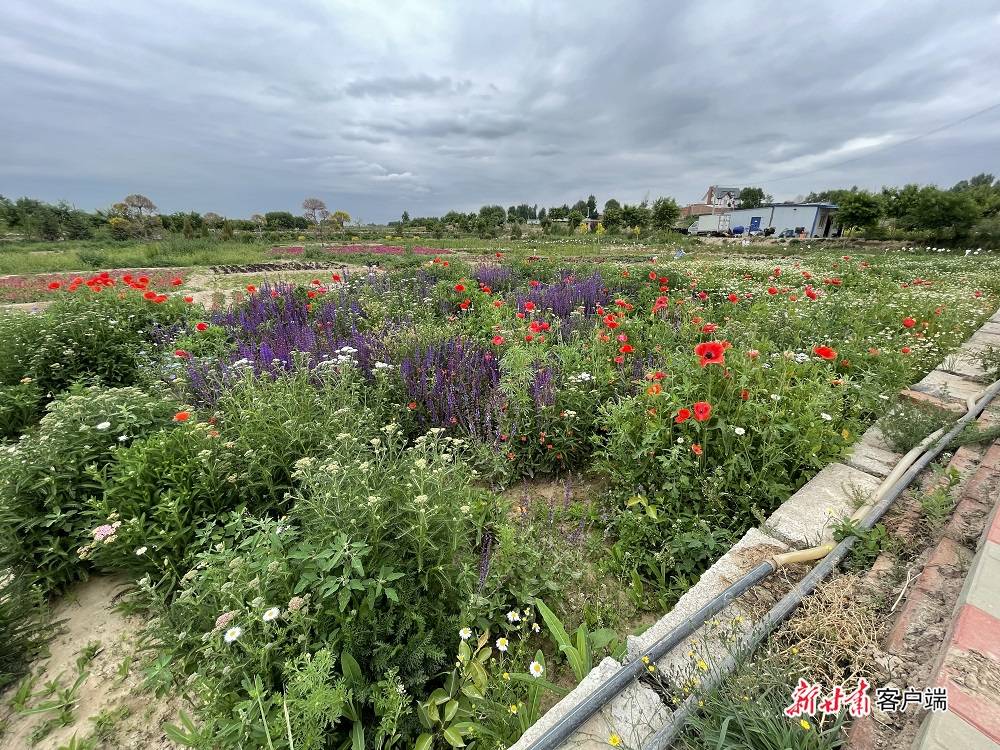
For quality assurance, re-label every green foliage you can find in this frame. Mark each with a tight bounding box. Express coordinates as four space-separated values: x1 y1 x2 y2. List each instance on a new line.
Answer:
532 600 618 682
836 191 883 230
651 197 681 229
0 385 177 593
81 421 246 587
0 572 60 690
0 380 43 439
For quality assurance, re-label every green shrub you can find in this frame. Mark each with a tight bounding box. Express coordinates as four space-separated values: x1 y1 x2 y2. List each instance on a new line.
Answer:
143 429 490 747
0 380 43 439
0 385 177 593
81 421 245 587
5 293 189 395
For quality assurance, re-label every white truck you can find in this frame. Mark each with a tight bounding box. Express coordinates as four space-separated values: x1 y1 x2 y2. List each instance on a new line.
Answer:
690 212 731 236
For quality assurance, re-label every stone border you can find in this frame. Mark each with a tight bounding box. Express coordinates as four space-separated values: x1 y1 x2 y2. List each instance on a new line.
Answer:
511 306 1000 750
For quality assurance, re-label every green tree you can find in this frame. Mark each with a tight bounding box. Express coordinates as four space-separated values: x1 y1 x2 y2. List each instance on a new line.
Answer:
182 215 195 239
621 201 651 230
567 209 585 229
265 211 296 230
650 197 680 230
586 194 597 218
602 199 623 230
836 191 883 230
738 187 769 209
401 210 410 224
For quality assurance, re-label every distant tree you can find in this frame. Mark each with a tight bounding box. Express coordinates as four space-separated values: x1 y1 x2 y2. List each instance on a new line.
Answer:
621 201 651 230
586 195 597 218
738 187 769 209
265 211 296 230
910 187 980 236
203 212 224 229
507 205 518 223
330 210 351 229
302 197 328 226
836 191 883 230
401 210 410 224
478 205 507 227
651 197 680 230
568 209 585 228
122 194 157 238
572 200 588 215
951 173 1000 217
511 223 523 239
220 220 235 240
602 199 623 230
538 207 547 222
182 215 195 239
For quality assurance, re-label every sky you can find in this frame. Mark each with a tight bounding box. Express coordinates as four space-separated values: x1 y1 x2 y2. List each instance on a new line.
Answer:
2 0 1000 222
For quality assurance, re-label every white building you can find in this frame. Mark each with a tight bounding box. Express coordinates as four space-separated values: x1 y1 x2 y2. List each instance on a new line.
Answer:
725 202 838 237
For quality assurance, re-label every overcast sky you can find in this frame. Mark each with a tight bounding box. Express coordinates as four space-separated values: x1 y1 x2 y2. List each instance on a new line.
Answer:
2 1 999 221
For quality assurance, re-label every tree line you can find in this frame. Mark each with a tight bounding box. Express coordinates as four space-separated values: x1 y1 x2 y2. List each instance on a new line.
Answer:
0 195 352 242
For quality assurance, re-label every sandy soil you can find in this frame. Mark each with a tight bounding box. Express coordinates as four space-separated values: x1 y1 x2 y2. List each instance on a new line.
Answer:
0 577 183 750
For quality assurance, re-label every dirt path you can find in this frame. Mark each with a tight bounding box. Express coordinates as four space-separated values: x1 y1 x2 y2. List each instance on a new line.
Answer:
0 577 183 750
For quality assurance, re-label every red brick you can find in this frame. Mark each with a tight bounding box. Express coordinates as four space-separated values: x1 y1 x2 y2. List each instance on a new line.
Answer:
982 442 1000 472
938 676 1000 743
951 604 1000 661
915 536 965 595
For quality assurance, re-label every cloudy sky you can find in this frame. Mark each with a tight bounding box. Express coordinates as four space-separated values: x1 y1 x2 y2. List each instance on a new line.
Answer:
2 1 999 221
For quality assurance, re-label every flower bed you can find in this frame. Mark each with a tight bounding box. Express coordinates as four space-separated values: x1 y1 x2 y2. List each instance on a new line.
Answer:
269 244 451 257
1 249 998 748
0 268 189 304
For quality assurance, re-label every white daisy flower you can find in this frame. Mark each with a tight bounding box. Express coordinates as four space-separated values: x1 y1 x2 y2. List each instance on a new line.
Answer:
820 413 833 421
262 607 281 623
459 627 472 640
496 637 509 652
733 427 746 436
529 661 544 678
506 610 521 623
95 421 111 431
224 626 242 643
532 622 541 633
135 546 147 556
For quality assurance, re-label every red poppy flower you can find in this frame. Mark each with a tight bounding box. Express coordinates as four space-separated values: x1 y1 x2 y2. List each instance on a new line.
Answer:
524 301 536 311
974 290 983 298
183 296 194 303
454 283 466 292
652 295 669 313
307 290 317 299
693 401 712 422
727 293 739 303
805 286 818 300
701 323 717 334
619 344 634 354
901 346 911 355
902 317 916 328
153 294 168 303
246 284 257 294
773 267 781 277
174 349 189 358
47 281 61 290
171 277 183 286
407 402 417 410
767 286 778 295
694 340 728 367
813 345 837 360
143 290 157 300
697 291 708 300
491 335 504 346
138 276 150 285
740 389 749 401
603 314 619 329
173 411 191 422
530 279 541 288
613 355 624 364
195 322 208 331
332 273 342 282
646 383 662 396
649 271 657 280
691 443 703 456
493 299 504 308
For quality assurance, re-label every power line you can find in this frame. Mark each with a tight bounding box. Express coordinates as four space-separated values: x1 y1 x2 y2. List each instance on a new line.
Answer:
758 99 1000 184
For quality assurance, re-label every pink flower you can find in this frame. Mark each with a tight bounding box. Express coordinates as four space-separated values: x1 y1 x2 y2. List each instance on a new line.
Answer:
214 611 237 631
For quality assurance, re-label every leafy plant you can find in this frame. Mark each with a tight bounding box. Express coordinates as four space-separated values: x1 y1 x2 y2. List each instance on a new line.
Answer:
532 600 618 682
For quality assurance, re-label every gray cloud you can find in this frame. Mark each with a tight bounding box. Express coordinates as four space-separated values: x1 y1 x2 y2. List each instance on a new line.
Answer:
1 0 999 220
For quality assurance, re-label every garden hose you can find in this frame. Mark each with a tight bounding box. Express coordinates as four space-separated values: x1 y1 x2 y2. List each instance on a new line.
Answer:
521 377 1000 750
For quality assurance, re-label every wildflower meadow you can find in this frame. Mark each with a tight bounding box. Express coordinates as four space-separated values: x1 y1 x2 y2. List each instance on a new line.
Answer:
1 246 998 749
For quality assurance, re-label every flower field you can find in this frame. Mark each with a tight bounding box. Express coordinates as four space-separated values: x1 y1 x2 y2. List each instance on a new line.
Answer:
1 248 998 749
